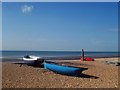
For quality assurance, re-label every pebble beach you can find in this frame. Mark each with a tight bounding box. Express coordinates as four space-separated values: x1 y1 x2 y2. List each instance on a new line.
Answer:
2 58 119 88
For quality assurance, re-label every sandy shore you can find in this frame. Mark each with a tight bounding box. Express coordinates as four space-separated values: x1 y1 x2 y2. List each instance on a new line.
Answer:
2 58 119 88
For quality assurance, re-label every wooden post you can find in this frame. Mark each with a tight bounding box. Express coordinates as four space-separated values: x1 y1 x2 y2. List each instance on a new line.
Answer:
20 63 23 67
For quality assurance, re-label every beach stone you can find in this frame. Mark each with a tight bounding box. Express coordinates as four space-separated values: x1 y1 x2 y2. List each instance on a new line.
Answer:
2 58 119 88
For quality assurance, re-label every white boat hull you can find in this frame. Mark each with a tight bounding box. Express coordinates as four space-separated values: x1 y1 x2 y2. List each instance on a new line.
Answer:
23 56 44 66
24 60 36 65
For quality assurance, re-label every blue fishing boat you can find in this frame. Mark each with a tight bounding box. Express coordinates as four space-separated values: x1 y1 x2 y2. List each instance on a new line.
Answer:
44 61 88 76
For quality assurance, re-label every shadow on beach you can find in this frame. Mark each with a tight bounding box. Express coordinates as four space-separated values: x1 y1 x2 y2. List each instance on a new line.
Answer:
76 73 99 79
51 71 99 79
13 62 44 68
13 62 99 79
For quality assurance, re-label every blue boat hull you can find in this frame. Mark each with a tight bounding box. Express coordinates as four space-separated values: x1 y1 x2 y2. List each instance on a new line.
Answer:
44 61 88 76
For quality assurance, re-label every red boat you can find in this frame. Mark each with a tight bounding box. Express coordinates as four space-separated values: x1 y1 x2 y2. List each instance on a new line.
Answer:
80 49 94 61
80 57 94 61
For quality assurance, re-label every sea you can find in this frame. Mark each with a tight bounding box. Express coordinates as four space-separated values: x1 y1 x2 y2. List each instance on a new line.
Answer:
0 51 119 62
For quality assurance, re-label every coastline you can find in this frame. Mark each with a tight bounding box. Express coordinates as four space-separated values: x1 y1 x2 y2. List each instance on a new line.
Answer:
1 55 120 63
2 57 119 88
2 51 119 62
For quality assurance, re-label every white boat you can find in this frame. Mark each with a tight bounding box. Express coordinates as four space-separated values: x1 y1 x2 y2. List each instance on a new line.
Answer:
23 55 43 65
23 55 40 60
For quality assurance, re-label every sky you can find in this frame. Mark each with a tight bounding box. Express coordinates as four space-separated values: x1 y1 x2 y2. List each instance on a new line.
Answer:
2 2 118 51
2 0 120 2
0 2 2 51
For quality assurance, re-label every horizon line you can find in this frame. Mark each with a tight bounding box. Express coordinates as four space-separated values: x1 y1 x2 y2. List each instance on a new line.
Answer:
0 50 119 52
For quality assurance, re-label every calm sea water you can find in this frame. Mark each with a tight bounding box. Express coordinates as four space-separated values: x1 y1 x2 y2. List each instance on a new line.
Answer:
1 51 119 62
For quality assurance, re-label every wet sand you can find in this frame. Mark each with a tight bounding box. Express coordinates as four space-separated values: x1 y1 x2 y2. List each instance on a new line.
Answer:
2 58 119 88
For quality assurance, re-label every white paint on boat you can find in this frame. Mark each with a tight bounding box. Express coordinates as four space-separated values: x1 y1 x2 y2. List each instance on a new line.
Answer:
23 55 41 64
23 56 41 61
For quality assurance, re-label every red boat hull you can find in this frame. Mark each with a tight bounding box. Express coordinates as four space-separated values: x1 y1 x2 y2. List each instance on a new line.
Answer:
80 57 94 61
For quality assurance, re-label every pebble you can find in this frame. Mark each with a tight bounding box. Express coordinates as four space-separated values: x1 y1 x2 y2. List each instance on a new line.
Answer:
2 58 118 88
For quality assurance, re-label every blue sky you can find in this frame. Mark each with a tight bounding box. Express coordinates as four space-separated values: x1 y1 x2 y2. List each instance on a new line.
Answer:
0 2 1 50
2 2 118 51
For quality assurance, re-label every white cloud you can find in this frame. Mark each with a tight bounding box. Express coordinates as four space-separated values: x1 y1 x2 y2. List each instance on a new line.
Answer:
21 5 34 13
